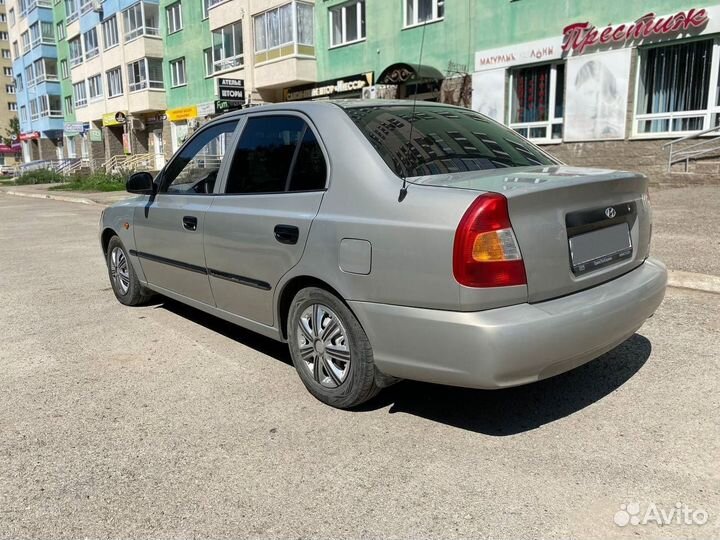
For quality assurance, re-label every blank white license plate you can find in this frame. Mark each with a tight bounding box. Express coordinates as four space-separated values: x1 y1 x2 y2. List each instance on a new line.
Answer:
569 224 632 275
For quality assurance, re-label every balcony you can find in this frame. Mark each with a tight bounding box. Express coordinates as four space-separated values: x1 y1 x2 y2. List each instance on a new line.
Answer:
254 55 317 90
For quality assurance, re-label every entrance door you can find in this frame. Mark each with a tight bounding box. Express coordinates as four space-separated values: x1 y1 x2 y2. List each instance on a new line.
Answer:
204 113 328 326
132 119 239 305
152 130 165 170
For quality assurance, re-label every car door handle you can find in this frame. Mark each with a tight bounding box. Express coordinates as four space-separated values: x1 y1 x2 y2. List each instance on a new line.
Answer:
182 216 198 231
274 224 299 245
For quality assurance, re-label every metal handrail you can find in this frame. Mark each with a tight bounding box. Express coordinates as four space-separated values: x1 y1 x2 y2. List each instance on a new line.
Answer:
664 124 720 172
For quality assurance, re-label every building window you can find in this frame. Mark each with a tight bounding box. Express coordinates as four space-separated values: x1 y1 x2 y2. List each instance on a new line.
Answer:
83 28 99 59
8 8 14 26
102 16 119 49
56 22 65 40
15 74 22 91
166 2 182 34
123 2 160 41
329 0 365 47
2 49 12 59
509 63 565 143
6 84 15 94
24 65 34 86
69 37 82 66
29 21 54 48
64 95 73 114
60 59 68 79
65 0 79 23
21 31 30 53
202 0 209 19
253 2 314 65
73 81 87 107
20 105 27 122
210 21 243 74
88 73 103 101
32 58 58 83
636 39 718 135
0 32 8 41
404 0 443 27
170 57 186 87
38 94 62 117
4 67 13 76
8 102 17 111
106 67 123 97
127 58 163 91
12 41 18 58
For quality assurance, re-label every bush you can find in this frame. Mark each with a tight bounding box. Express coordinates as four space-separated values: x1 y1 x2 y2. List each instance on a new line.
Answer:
50 171 127 192
14 169 64 185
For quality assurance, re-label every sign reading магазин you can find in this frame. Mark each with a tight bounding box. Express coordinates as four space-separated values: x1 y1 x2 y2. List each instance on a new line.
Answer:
563 8 709 54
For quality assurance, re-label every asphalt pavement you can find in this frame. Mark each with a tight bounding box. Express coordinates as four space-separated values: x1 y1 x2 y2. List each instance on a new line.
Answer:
0 194 718 539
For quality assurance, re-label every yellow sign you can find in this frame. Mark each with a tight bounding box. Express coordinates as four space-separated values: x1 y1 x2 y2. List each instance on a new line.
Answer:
102 111 127 126
166 106 198 122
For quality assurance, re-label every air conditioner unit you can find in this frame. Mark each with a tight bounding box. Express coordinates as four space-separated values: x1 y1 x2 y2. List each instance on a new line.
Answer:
361 86 377 100
92 0 103 12
129 118 145 131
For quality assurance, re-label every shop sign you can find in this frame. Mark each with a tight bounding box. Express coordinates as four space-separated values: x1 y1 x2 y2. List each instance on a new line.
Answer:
475 38 563 72
19 131 40 141
197 101 216 117
64 122 87 135
167 105 198 122
217 78 245 101
563 8 710 54
214 100 244 114
89 129 103 142
284 72 374 101
103 111 127 126
145 113 165 124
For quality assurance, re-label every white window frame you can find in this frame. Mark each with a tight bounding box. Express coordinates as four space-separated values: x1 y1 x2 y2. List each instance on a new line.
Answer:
253 1 314 64
127 57 164 92
68 37 82 67
508 62 565 145
632 38 720 139
329 0 365 48
123 2 160 42
87 73 103 101
83 27 99 60
403 0 443 29
72 80 87 108
166 1 182 34
170 57 186 87
210 21 243 74
106 67 123 97
102 16 119 50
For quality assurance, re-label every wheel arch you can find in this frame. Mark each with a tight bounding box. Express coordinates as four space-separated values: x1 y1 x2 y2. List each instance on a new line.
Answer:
100 227 118 256
276 275 350 341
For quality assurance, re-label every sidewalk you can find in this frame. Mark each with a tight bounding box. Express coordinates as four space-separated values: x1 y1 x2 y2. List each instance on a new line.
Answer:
0 183 133 206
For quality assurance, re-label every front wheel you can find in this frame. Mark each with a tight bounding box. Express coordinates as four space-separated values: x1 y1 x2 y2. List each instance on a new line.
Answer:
106 236 152 306
288 287 382 409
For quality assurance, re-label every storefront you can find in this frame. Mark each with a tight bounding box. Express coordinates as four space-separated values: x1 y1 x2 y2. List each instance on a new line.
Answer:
471 6 718 178
167 102 217 154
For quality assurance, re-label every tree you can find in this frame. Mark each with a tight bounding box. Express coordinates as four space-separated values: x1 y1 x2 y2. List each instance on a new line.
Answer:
4 117 20 146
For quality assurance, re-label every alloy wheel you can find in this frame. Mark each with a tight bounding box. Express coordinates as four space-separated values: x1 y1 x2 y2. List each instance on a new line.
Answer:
296 304 351 388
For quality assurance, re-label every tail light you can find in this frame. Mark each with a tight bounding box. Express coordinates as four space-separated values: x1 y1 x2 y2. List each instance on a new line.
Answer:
453 193 527 288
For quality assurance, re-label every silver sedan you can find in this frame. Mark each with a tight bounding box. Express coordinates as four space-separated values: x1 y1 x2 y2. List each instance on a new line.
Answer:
100 101 667 408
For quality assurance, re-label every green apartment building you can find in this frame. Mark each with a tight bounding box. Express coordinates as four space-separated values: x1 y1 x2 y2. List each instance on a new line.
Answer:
305 0 720 181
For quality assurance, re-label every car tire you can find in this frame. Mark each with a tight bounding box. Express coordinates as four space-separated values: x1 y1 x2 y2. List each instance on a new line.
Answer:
288 287 382 409
106 236 152 306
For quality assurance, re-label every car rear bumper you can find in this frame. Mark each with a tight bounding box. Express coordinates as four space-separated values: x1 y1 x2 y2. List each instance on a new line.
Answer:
349 257 667 389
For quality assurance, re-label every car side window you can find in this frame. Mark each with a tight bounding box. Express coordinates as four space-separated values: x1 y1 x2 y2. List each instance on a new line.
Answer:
161 121 238 195
225 115 327 194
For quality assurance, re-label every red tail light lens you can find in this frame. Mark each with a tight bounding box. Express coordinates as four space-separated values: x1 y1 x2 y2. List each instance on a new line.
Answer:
453 193 527 288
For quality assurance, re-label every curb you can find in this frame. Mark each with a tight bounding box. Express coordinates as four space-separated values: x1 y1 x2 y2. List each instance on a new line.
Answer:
1 189 102 206
667 270 720 295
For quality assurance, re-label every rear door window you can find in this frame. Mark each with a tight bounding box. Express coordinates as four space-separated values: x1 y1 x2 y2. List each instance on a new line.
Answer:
343 105 556 177
225 115 327 194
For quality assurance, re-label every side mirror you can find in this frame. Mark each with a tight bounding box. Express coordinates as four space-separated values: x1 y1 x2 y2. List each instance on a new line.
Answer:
126 172 156 195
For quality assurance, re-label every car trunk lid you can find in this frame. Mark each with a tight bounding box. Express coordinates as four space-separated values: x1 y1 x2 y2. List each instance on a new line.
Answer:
414 165 652 302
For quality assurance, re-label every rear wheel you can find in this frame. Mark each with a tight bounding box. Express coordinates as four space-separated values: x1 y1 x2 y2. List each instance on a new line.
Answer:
288 287 381 409
106 236 152 306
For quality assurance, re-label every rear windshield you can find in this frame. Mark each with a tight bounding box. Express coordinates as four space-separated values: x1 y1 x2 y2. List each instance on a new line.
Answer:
343 105 556 177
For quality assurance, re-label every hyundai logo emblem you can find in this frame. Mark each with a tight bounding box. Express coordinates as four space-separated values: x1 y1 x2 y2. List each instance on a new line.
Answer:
605 207 617 219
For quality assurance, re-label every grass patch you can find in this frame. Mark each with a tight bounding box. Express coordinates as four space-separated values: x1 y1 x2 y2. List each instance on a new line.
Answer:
49 171 127 192
14 169 65 185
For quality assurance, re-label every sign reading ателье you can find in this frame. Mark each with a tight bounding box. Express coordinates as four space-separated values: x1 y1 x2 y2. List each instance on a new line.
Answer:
217 78 245 101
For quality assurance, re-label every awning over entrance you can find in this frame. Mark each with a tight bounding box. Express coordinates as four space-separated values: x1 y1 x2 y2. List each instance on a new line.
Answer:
377 63 445 84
